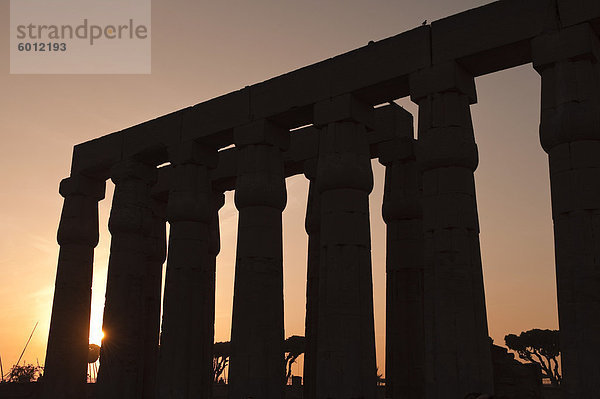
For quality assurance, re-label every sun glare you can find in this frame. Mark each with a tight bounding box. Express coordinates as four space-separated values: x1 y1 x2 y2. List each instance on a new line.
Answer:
89 329 104 346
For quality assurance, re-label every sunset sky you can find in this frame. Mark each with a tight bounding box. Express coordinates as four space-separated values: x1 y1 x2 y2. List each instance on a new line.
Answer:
0 0 558 378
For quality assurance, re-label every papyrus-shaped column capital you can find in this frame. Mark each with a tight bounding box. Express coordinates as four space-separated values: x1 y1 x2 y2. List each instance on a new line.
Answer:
233 120 288 211
314 93 374 128
376 105 415 167
57 175 106 247
410 63 479 173
59 174 106 200
107 160 157 237
532 24 600 152
315 95 374 195
234 118 290 150
166 142 217 224
409 61 477 104
532 23 600 71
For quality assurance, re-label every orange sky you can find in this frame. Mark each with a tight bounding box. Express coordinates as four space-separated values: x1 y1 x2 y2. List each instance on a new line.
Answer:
0 0 558 378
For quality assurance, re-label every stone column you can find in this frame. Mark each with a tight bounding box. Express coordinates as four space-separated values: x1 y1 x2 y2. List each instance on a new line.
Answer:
377 110 425 399
96 160 157 399
41 174 105 399
313 94 377 399
532 24 600 397
228 120 288 399
158 143 218 399
303 159 320 399
409 62 493 398
141 195 167 399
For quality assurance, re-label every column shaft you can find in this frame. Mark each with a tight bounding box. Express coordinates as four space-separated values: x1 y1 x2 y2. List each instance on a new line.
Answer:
410 62 493 398
96 160 157 399
158 144 218 399
379 124 425 399
533 24 600 397
314 95 377 399
228 121 288 399
41 175 105 399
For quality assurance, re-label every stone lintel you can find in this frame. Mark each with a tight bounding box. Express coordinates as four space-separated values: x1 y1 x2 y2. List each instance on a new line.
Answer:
59 174 106 200
167 141 218 168
532 23 600 71
233 119 290 150
313 94 374 128
431 0 556 73
558 0 600 31
71 131 124 179
151 104 407 195
122 110 186 162
410 62 477 104
110 159 157 185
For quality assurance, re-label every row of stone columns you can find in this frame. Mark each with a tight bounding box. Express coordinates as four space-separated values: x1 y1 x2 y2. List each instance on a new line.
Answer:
42 24 600 398
42 91 491 399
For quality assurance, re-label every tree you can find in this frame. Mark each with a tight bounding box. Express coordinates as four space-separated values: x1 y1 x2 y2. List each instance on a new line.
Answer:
6 363 43 383
505 329 560 386
213 341 230 383
284 336 305 384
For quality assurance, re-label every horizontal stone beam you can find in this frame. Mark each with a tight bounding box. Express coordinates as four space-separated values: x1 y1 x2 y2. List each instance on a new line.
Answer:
432 0 556 76
150 103 413 196
70 0 596 177
558 0 600 32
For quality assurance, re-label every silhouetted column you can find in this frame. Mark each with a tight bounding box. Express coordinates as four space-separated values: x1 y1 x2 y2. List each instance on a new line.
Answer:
97 160 157 399
377 106 425 399
409 62 493 398
41 174 105 399
532 24 600 398
142 195 167 399
158 143 218 399
228 120 288 399
303 159 320 399
314 94 377 399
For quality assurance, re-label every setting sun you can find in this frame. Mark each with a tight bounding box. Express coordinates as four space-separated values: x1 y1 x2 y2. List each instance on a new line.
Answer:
89 329 104 346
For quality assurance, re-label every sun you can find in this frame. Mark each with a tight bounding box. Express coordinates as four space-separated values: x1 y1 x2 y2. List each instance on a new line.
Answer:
88 299 106 346
89 329 104 346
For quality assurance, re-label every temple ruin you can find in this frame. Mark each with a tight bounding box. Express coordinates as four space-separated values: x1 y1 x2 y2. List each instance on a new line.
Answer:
41 0 600 398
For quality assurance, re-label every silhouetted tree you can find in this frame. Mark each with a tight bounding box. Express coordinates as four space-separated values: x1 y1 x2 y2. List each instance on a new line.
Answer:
505 329 560 386
210 337 307 385
284 336 305 384
213 341 230 383
7 364 43 383
376 367 384 386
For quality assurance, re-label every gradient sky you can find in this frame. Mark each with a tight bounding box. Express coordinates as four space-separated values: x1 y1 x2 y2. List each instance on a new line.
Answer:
0 0 558 378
